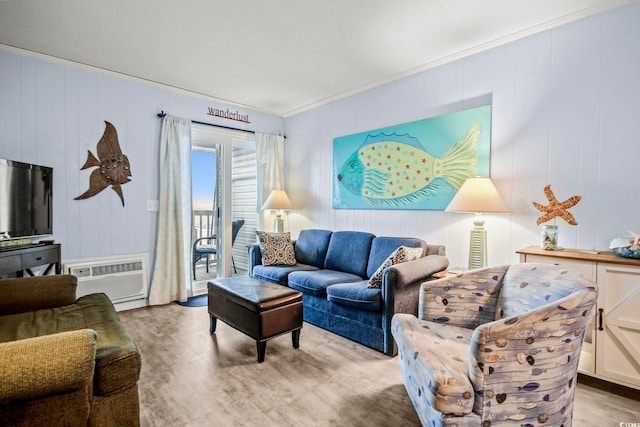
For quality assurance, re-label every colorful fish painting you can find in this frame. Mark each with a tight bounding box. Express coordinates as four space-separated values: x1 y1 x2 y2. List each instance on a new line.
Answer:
332 105 492 210
74 121 131 207
336 124 479 207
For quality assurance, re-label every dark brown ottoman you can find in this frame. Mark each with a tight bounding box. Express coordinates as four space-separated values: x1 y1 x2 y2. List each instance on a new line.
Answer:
207 276 303 363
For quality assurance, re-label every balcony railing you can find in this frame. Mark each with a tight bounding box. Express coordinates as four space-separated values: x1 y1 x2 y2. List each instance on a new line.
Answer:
192 208 248 277
193 209 215 241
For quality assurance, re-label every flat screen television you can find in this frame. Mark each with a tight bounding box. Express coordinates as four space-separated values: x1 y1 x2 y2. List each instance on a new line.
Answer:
0 158 53 239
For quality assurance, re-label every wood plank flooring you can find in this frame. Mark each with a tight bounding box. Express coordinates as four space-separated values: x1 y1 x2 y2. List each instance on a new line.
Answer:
119 303 640 427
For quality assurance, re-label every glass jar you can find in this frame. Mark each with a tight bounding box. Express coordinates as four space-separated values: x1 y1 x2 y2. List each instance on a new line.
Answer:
541 225 558 251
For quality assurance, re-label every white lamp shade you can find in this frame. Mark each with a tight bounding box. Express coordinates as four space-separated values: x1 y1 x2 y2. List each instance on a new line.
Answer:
261 190 292 211
445 177 507 214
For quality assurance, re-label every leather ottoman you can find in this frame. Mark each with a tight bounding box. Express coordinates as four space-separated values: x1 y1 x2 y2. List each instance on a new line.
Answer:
207 276 303 363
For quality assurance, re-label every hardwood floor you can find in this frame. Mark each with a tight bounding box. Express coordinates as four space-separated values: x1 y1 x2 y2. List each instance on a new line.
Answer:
119 303 640 427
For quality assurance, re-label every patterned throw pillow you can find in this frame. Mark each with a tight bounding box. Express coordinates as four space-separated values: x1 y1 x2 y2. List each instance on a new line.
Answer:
256 231 297 266
367 246 423 288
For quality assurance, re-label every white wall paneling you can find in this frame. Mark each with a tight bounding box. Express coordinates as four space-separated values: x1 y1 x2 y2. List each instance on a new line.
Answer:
284 3 640 268
2 2 638 282
0 47 284 287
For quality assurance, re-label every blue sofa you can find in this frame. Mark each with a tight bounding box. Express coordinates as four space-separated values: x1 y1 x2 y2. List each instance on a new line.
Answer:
248 229 448 356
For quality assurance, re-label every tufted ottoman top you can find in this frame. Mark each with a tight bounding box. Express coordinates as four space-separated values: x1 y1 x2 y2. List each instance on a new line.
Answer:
208 276 301 313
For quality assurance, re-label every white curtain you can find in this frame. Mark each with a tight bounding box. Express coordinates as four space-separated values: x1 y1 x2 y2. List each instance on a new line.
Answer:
149 116 192 305
255 132 285 207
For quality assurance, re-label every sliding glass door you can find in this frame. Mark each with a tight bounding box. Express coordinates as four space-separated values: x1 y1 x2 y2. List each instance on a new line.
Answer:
191 146 219 284
191 125 256 291
230 139 257 274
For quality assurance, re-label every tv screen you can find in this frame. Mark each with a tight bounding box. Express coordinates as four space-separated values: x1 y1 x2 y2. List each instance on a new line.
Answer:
0 159 53 239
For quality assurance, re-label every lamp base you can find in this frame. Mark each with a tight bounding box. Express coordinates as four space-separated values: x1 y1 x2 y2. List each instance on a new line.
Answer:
273 217 284 233
468 216 488 270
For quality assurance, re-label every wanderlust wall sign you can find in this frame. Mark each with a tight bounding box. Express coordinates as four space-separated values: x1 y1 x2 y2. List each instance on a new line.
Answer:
207 107 250 123
333 105 491 210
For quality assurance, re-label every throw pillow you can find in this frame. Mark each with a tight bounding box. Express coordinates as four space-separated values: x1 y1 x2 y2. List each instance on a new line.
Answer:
256 231 297 266
367 246 423 288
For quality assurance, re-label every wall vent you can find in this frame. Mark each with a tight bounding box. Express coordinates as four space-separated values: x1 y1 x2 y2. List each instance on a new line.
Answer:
64 253 149 309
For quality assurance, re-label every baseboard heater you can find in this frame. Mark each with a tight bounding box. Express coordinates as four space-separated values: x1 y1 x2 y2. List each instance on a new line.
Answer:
64 253 149 311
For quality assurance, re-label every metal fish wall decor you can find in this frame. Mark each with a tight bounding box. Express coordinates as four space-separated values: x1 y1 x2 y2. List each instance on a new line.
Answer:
74 121 132 207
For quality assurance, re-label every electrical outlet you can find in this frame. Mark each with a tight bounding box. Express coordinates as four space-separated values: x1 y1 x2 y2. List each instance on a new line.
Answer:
147 200 159 212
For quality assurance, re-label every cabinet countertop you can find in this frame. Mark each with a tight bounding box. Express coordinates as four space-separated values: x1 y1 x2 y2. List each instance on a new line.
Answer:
517 245 640 266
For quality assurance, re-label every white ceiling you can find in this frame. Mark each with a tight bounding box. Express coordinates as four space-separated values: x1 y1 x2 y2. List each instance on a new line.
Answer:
0 0 633 117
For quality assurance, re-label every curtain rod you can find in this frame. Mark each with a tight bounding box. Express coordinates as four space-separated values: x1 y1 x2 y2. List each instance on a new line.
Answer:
156 111 285 138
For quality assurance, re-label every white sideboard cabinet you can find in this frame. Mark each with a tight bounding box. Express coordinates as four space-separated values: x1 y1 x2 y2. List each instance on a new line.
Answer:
517 246 640 390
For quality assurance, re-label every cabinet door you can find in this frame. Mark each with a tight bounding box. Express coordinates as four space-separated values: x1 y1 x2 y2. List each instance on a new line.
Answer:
596 263 640 388
0 254 21 276
521 254 597 375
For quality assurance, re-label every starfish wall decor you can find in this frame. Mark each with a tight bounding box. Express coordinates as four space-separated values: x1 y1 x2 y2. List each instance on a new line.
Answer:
532 185 581 226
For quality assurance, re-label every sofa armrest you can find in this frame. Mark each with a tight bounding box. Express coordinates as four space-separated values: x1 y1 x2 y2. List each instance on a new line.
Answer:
383 255 449 312
418 266 509 329
248 243 262 277
391 313 475 416
425 244 446 256
384 255 449 292
0 274 78 315
380 254 449 355
0 329 97 404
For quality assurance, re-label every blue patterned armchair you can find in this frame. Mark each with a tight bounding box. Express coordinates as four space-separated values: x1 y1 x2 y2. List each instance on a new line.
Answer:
391 263 597 427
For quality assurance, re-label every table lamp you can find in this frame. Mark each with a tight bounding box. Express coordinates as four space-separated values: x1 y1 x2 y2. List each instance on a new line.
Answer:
261 190 292 232
445 177 507 269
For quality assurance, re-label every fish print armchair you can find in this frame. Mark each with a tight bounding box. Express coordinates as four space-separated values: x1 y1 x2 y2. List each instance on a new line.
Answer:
391 263 597 427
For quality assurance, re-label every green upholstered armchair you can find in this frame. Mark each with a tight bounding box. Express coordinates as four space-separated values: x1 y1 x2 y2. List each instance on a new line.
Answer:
0 275 141 426
391 263 597 427
0 329 97 426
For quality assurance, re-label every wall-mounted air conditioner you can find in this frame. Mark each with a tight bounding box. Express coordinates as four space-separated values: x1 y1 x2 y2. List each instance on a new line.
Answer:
64 253 149 311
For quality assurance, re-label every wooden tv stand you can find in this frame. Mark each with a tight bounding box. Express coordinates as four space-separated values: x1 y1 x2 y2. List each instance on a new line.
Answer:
0 243 61 278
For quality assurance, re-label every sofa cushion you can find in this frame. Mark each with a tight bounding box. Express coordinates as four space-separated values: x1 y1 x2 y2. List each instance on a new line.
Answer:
294 229 332 268
366 237 426 279
256 231 297 266
324 231 375 278
327 281 382 312
367 246 423 288
252 263 319 285
0 293 140 396
288 269 363 297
